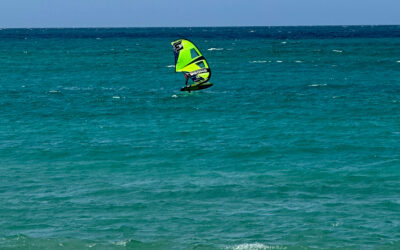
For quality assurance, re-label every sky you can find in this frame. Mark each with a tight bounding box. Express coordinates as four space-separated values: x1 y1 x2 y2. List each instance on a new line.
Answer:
0 0 399 28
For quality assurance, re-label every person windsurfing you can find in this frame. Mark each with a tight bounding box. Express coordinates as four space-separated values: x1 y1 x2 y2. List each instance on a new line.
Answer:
184 72 190 86
171 39 213 92
184 73 191 92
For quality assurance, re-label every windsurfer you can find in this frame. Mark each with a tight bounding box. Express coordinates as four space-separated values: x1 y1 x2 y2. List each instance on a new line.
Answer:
184 73 190 86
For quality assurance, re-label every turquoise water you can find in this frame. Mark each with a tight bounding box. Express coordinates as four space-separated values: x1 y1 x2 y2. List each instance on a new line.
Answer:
1 26 400 249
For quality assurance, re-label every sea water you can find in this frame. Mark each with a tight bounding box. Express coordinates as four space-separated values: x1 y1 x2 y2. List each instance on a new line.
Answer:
1 26 400 249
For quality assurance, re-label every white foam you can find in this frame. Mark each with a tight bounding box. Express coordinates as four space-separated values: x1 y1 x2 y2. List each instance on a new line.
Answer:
49 90 60 93
112 96 120 99
208 48 223 51
276 60 283 63
95 37 101 40
171 94 178 98
114 240 128 246
396 60 400 63
249 30 255 33
250 60 267 63
295 60 302 63
281 41 287 44
229 243 285 250
308 83 327 87
166 65 175 68
332 49 343 53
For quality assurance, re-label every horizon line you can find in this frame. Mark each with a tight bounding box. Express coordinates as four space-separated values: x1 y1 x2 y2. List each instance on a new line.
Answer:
1 24 400 29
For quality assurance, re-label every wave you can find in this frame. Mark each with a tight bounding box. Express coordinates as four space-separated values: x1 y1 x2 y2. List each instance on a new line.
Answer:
0 235 172 250
208 48 224 51
332 49 343 53
166 65 175 68
62 86 94 91
308 83 327 87
229 243 286 250
250 60 267 63
48 90 61 93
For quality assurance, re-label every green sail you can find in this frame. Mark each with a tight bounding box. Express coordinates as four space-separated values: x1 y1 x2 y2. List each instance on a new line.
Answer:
171 39 212 89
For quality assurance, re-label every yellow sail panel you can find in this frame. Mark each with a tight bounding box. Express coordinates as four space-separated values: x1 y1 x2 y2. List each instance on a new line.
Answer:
172 39 204 72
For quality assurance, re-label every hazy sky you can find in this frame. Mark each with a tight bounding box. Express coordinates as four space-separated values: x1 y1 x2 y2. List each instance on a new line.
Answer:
1 0 399 28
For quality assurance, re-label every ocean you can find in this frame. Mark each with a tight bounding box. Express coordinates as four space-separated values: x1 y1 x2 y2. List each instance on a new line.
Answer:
0 26 400 249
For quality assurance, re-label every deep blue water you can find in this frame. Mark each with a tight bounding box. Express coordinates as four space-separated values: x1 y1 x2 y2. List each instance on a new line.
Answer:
1 26 400 249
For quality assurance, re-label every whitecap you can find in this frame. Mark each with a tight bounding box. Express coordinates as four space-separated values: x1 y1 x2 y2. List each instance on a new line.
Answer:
171 94 178 98
397 60 400 63
166 65 175 68
95 37 101 40
208 48 223 51
112 96 120 99
276 60 283 63
332 49 343 53
249 30 255 33
208 48 224 51
229 243 284 250
281 41 287 44
250 60 267 63
308 83 327 87
114 240 128 246
49 90 60 93
295 60 302 63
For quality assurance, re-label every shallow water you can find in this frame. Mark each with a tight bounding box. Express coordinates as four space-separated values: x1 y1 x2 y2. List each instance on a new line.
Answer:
1 26 400 249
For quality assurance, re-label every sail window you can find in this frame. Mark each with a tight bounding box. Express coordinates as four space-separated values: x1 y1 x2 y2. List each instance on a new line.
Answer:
196 61 205 68
190 48 199 59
